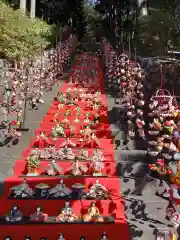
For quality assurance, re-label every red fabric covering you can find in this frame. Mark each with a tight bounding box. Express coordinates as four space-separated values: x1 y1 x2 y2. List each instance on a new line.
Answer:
0 223 129 239
0 55 131 240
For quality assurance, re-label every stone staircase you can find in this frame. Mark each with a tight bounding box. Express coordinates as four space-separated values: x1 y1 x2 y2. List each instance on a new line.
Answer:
106 86 173 240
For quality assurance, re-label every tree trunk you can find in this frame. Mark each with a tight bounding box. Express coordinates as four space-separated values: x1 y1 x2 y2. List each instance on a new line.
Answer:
20 0 26 14
30 0 36 19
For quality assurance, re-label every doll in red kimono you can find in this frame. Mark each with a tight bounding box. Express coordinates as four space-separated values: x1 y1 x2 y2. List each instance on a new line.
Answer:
30 205 48 222
33 132 53 148
84 133 100 148
60 137 76 148
51 114 59 123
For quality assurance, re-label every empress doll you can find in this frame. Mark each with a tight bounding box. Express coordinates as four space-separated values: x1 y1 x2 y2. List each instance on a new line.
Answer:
82 201 104 222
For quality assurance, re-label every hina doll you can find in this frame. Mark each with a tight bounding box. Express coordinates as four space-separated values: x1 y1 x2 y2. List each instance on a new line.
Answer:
71 160 88 176
80 126 92 138
170 211 180 229
91 157 104 176
76 149 89 160
57 233 65 240
86 179 109 199
33 132 53 148
101 232 108 240
24 237 31 240
57 92 65 103
48 179 72 198
80 237 86 240
93 148 104 158
4 237 12 240
45 160 63 176
85 133 100 148
92 149 105 162
30 205 48 222
55 201 79 222
5 205 23 222
60 138 76 148
82 201 104 222
58 147 75 160
51 113 59 123
9 178 34 198
40 146 57 159
52 124 66 138
169 158 180 185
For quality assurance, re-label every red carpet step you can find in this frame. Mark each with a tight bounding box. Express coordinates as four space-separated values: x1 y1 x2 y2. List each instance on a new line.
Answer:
0 54 131 240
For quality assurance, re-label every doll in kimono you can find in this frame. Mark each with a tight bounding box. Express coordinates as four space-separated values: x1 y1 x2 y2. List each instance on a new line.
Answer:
9 178 34 198
83 201 104 222
33 132 53 148
48 179 72 198
30 205 48 222
57 233 65 240
55 201 78 222
5 204 23 222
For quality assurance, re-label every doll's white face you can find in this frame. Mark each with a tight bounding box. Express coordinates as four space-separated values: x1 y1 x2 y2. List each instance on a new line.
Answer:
37 207 41 212
13 206 18 211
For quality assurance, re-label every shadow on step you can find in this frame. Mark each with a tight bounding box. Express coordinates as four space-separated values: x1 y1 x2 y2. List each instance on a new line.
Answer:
125 197 172 239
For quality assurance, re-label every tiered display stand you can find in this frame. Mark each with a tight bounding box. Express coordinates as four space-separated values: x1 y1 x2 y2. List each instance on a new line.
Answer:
0 55 130 240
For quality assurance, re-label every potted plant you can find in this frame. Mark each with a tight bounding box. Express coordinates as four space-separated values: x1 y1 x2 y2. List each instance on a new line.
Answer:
27 153 40 176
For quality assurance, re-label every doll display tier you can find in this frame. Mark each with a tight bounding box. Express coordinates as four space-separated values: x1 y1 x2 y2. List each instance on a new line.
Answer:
0 199 124 220
14 160 117 177
21 148 114 160
35 127 113 139
5 176 121 200
58 83 107 100
57 87 107 104
0 223 130 239
46 106 108 117
42 114 109 125
39 122 111 131
21 149 114 162
29 137 113 150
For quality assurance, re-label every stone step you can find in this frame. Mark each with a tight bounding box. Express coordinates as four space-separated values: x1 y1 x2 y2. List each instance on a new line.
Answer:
128 224 174 240
126 197 173 240
125 196 171 239
111 129 148 150
120 176 164 197
117 161 149 178
114 150 148 162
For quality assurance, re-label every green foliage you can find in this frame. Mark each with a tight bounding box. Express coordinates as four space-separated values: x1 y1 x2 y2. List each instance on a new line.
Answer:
83 3 103 39
37 0 70 24
136 8 180 56
0 1 52 61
